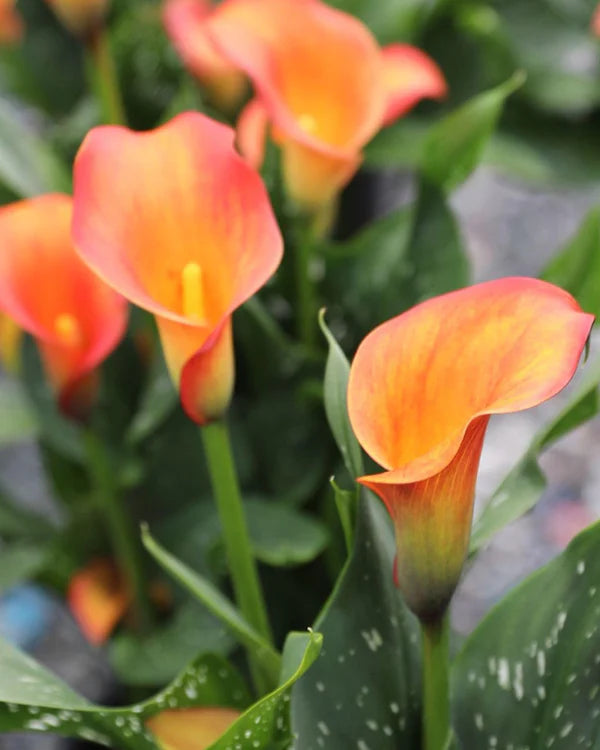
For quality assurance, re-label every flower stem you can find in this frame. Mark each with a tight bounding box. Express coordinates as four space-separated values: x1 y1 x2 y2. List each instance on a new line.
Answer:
85 26 126 125
200 419 275 693
422 615 451 750
83 430 151 632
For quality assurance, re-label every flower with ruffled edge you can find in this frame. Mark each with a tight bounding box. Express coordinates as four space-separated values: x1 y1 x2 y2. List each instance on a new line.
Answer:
72 111 283 424
207 0 446 209
348 277 594 621
0 193 127 418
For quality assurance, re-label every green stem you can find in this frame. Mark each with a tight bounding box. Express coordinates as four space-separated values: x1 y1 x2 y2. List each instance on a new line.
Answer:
83 430 151 632
422 616 451 750
292 216 319 351
85 26 126 125
201 420 275 693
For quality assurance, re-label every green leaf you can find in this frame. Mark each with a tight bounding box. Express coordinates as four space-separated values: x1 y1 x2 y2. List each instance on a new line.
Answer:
0 379 39 446
408 180 470 303
330 477 357 554
0 100 70 197
142 524 282 680
318 310 364 479
291 494 422 747
0 636 247 748
110 599 235 687
245 498 329 567
126 354 178 445
0 542 50 592
422 72 525 191
470 356 600 553
541 206 600 318
208 630 322 750
364 116 431 169
454 520 600 748
0 488 54 539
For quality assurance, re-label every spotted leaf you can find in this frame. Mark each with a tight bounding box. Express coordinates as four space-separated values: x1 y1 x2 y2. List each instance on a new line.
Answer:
291 493 422 748
453 520 600 748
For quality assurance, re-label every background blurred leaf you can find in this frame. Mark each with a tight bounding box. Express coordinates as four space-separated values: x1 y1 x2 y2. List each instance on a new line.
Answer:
454 520 600 748
541 205 600 317
245 498 329 567
0 542 50 592
422 71 525 191
0 379 38 446
291 494 422 748
0 101 70 197
470 355 600 553
111 600 234 688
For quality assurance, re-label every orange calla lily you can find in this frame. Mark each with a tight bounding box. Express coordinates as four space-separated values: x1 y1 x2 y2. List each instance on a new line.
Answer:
0 0 23 44
208 0 446 209
347 277 594 621
72 111 283 424
45 0 108 37
147 707 241 750
67 558 130 644
0 193 127 417
593 4 600 36
163 0 246 112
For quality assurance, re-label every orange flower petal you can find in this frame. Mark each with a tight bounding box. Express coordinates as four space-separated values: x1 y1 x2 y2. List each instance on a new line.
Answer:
67 558 130 644
349 278 593 485
147 707 241 750
73 111 283 423
236 97 269 170
45 0 108 36
348 277 593 619
163 0 246 112
0 194 127 407
208 0 386 207
593 4 600 36
0 0 23 44
381 44 447 126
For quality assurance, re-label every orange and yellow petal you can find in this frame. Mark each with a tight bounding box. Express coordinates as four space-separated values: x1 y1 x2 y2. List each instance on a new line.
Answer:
67 559 130 644
348 277 593 486
381 43 447 126
45 0 108 36
348 277 593 619
0 0 23 44
236 98 269 170
0 194 127 403
73 112 282 419
147 707 241 750
209 0 386 151
163 0 246 112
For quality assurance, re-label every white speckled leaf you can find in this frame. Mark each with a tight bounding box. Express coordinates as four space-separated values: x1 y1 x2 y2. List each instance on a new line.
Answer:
291 493 422 749
208 630 322 750
0 638 248 749
453 521 600 749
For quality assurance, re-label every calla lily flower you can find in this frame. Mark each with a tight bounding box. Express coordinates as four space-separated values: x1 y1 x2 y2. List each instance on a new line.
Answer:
163 0 246 112
67 558 130 644
72 111 283 424
347 277 594 622
0 0 23 44
0 193 127 417
45 0 108 37
147 707 241 750
207 0 446 209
